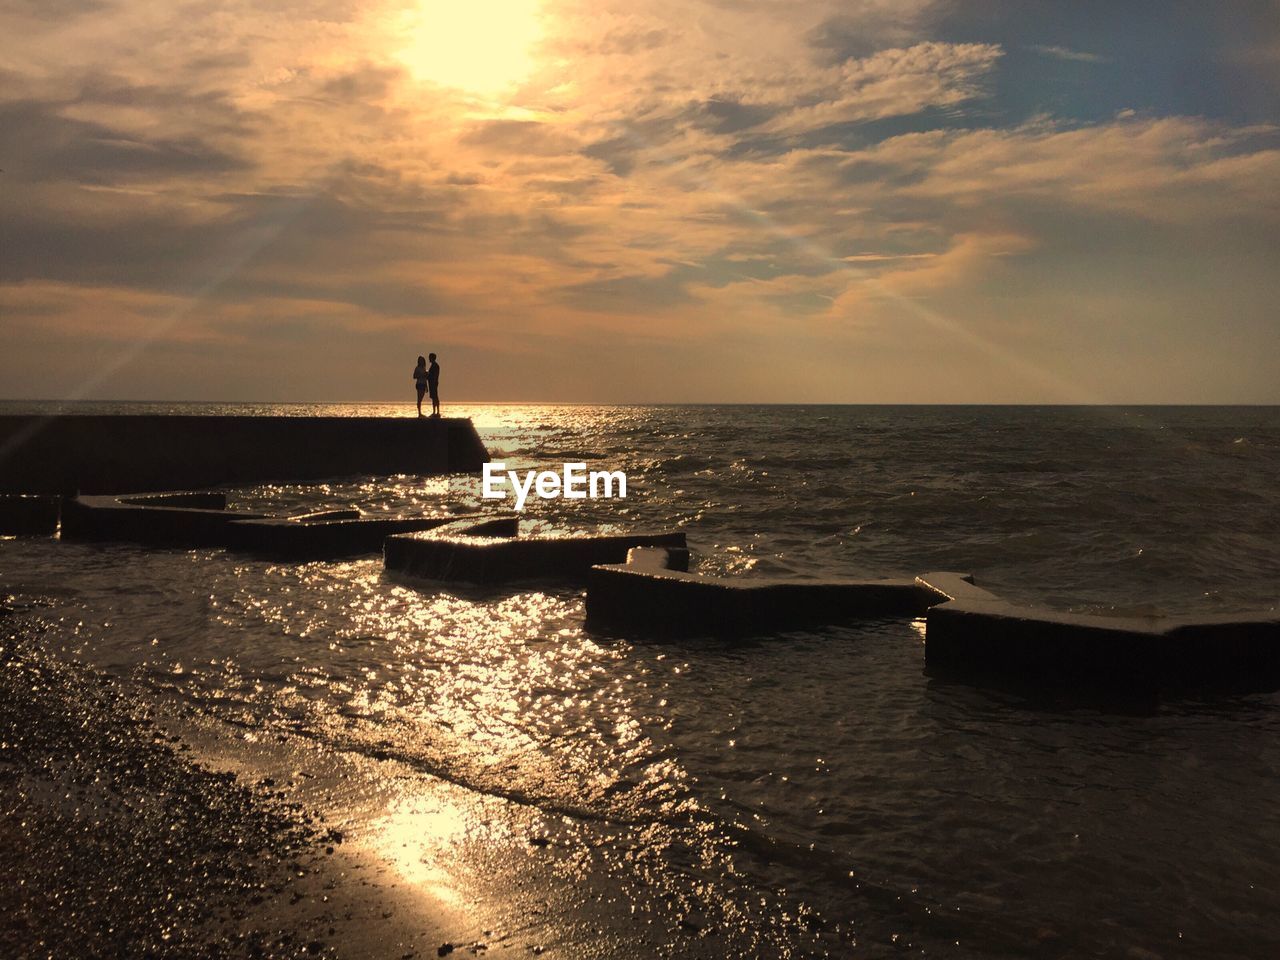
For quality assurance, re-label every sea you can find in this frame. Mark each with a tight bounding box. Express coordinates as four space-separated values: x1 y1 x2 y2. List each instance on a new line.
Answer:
3 402 1279 958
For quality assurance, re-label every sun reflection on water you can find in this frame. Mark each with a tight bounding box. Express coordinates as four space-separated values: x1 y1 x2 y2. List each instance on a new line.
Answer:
369 786 492 907
210 551 687 827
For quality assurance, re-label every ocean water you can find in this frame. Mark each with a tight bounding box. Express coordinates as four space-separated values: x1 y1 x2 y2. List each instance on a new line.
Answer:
3 403 1280 957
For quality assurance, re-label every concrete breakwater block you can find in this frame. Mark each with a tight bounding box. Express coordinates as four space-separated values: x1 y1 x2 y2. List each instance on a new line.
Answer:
0 494 61 536
586 548 940 635
60 492 266 547
0 414 489 494
914 571 1004 605
921 574 1280 691
620 545 692 573
384 526 686 583
588 559 1280 691
57 491 518 558
289 509 363 522
226 512 502 560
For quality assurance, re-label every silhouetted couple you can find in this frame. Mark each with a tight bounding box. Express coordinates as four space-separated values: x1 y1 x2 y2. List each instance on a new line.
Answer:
413 354 440 418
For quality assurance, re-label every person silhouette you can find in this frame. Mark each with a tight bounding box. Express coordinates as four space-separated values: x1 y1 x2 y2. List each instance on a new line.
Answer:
413 355 429 417
427 353 441 417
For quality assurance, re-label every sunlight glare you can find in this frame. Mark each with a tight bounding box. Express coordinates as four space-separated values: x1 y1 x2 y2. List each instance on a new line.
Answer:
395 0 544 97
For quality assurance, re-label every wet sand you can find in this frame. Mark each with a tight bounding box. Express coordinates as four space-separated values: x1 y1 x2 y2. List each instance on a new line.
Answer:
1 601 732 959
0 604 477 959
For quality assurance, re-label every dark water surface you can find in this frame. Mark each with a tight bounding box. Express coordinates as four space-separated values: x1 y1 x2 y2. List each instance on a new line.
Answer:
3 403 1279 957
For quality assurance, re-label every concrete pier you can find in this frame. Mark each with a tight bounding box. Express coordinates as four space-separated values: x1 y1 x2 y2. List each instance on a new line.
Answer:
925 594 1280 691
385 526 687 583
0 415 489 494
57 490 513 558
59 492 267 546
226 513 501 560
587 548 939 635
0 494 61 535
586 559 1280 691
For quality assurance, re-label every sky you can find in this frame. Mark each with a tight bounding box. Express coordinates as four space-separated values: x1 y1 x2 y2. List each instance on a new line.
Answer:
1 0 1278 403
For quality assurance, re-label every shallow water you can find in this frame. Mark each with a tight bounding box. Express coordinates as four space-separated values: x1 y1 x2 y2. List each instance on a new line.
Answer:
3 403 1279 956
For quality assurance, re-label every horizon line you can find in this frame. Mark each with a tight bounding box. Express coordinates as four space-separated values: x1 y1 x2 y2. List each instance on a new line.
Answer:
2 398 1279 409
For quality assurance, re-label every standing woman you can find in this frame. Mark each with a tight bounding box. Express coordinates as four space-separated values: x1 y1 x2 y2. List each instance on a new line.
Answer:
413 355 429 417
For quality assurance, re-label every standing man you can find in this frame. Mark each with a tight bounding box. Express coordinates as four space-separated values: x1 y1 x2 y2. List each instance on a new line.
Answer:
427 352 441 418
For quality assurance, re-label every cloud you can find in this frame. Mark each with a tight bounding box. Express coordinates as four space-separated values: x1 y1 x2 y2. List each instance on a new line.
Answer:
0 98 249 187
805 0 942 60
872 230 1035 295
0 0 1278 401
1029 44 1108 64
885 117 1280 223
3 0 106 21
458 119 578 155
748 42 1004 137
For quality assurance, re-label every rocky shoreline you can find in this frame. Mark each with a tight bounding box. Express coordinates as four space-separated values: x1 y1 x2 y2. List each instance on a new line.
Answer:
0 604 338 959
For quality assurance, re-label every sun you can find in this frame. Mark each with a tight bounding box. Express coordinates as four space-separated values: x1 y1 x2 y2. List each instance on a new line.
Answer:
395 0 545 98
